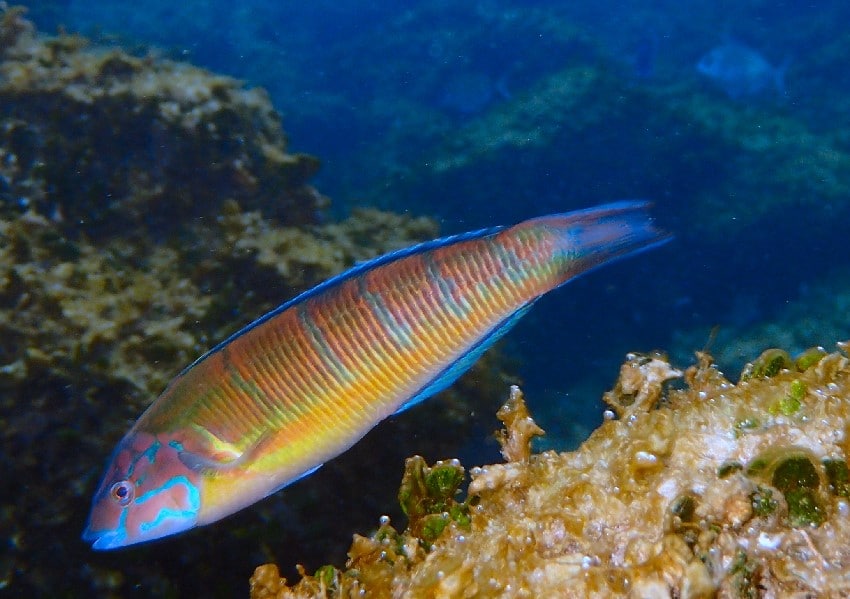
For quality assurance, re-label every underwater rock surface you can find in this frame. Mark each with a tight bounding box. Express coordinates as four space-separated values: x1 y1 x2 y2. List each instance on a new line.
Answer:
252 343 850 597
0 7 325 235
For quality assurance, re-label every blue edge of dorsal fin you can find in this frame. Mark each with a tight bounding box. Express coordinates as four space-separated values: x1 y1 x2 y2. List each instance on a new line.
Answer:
172 224 506 380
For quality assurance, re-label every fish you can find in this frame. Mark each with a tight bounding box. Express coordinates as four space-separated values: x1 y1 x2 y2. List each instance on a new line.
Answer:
83 200 669 550
696 41 787 99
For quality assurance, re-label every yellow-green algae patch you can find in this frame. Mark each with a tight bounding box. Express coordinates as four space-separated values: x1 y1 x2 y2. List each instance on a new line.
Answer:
252 343 850 597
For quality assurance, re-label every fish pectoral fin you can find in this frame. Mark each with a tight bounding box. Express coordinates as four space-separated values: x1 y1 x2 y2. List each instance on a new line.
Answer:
178 431 273 475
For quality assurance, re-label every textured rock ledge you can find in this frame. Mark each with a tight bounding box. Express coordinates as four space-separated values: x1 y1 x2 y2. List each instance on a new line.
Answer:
252 343 850 598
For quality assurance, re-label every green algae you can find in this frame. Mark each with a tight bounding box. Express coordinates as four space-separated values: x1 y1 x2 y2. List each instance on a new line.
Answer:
749 486 778 518
783 488 825 527
772 454 820 493
670 494 697 522
772 455 824 527
730 551 758 599
741 349 793 380
398 456 470 546
770 379 807 416
399 457 461 520
669 494 701 547
823 459 850 498
313 565 338 591
717 461 743 478
788 378 807 402
796 347 828 372
746 448 826 527
424 465 465 505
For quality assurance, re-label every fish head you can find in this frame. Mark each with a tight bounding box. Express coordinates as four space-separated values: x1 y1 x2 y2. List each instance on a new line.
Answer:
83 431 202 550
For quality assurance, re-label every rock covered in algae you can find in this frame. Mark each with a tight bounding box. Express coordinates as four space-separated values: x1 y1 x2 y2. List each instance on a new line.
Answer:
0 5 324 236
252 343 850 597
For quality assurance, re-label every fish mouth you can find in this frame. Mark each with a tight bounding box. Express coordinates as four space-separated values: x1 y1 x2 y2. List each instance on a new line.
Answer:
82 526 126 550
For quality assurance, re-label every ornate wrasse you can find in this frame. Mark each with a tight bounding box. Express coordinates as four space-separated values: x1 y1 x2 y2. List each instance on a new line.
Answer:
83 201 668 549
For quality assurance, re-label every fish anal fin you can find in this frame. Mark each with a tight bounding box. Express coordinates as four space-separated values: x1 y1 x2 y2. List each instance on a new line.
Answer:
264 464 323 499
393 302 534 415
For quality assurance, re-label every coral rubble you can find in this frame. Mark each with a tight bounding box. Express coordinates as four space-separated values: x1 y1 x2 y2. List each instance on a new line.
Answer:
252 343 850 597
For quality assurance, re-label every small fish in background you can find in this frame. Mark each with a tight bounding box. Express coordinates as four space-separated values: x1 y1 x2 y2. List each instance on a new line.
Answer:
83 201 669 550
696 41 788 99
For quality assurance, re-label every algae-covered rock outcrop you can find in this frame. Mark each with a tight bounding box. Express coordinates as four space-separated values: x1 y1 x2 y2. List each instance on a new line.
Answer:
0 9 513 596
0 5 323 236
252 343 850 597
364 57 850 242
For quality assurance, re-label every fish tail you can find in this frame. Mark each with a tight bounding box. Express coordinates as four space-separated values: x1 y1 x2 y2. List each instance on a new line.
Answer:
527 200 671 285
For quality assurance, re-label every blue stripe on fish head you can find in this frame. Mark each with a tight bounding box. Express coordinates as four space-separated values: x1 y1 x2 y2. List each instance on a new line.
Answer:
83 431 202 549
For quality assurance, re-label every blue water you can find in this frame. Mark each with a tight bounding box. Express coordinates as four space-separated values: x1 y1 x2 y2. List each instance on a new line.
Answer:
16 0 850 595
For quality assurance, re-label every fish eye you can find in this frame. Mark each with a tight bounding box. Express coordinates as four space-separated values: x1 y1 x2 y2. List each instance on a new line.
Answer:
109 481 134 506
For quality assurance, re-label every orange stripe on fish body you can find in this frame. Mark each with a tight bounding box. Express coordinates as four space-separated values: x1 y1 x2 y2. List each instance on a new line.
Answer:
83 201 669 549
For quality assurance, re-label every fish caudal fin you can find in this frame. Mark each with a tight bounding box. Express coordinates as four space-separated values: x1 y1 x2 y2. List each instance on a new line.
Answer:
531 200 671 285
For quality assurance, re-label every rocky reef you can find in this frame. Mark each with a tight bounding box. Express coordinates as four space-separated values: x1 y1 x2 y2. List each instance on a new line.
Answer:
251 342 850 597
0 9 512 596
0 5 324 235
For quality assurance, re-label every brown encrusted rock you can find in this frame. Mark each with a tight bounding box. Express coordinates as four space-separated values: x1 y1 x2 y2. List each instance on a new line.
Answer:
254 343 850 598
0 5 325 236
495 385 545 463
